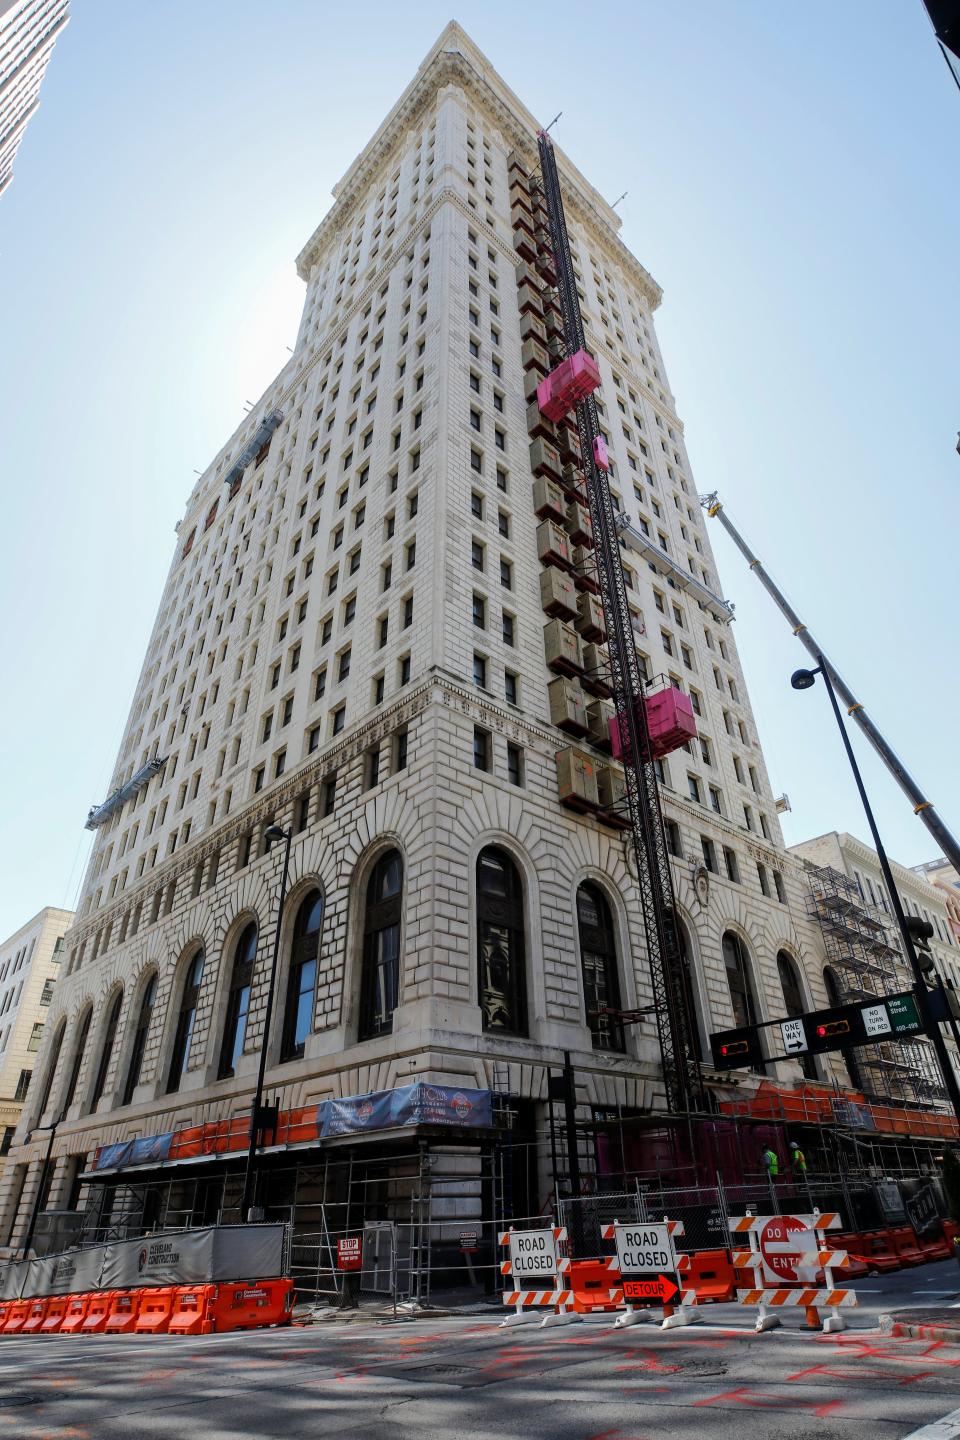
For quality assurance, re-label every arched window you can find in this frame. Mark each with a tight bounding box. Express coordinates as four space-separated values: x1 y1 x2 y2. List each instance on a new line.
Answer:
166 949 204 1093
89 990 123 1110
674 915 703 1062
122 973 156 1105
577 883 624 1051
722 931 758 1030
62 1007 93 1114
34 1019 66 1123
218 925 257 1080
778 951 815 1080
359 852 403 1040
281 891 323 1062
477 847 527 1035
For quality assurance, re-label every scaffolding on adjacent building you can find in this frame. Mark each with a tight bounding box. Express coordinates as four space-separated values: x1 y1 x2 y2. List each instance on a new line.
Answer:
804 860 946 1108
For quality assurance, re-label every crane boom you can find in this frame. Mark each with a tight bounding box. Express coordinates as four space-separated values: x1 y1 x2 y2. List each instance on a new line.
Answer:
702 492 960 876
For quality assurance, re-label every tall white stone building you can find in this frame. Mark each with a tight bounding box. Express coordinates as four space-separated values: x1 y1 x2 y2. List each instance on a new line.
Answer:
0 0 69 197
1 25 952 1254
0 908 72 1181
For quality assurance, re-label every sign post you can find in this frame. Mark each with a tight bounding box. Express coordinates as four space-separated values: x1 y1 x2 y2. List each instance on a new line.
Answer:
499 1226 578 1328
605 1219 698 1330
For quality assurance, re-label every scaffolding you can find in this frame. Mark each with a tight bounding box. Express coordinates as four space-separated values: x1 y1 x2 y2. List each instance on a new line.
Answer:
804 860 946 1108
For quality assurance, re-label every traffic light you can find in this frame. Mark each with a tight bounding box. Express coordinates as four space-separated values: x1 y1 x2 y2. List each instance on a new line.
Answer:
710 1024 765 1071
816 1019 851 1039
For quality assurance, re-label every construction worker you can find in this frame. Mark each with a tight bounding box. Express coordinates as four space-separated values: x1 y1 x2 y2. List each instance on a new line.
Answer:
761 1144 779 1178
790 1141 808 1176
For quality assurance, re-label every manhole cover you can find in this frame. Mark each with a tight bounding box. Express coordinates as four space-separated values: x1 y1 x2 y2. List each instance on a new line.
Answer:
677 1361 728 1377
0 1397 41 1410
371 1363 491 1388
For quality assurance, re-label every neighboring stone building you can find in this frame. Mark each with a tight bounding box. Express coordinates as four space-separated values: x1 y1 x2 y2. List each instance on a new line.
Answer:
0 25 950 1255
0 908 72 1181
0 0 70 197
912 857 960 946
789 832 960 1103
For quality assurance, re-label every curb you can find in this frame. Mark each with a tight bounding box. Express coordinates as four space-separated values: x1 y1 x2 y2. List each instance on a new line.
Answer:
880 1313 960 1343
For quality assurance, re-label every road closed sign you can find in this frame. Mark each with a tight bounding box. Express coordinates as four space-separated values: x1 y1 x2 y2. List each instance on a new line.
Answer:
612 1222 679 1303
507 1228 558 1283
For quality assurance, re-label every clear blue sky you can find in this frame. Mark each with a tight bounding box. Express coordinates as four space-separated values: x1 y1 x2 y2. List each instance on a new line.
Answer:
0 1 956 939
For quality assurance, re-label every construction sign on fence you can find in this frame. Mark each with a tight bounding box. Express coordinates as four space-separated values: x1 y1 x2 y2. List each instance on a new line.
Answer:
337 1237 363 1272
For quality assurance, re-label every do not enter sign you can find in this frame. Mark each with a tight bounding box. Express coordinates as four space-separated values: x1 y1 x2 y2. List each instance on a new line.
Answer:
758 1215 816 1285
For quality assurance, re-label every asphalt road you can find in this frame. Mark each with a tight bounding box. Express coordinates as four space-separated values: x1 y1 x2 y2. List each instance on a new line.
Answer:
2 1262 960 1440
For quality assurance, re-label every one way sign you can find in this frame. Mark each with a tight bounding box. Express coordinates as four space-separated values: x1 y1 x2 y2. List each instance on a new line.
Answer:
780 1018 807 1054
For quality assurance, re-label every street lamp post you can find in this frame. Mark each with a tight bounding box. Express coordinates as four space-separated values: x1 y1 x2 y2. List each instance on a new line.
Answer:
21 1115 63 1259
239 823 293 1222
792 657 960 1125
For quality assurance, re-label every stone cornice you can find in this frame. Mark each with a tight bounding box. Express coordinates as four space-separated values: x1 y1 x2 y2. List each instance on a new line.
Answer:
294 36 662 314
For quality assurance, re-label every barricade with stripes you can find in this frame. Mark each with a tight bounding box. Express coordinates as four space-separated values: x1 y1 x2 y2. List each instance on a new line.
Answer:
728 1209 856 1333
499 1226 580 1328
601 1219 700 1330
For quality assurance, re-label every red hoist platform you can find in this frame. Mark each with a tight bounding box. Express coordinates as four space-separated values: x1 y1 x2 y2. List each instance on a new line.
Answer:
534 127 703 1115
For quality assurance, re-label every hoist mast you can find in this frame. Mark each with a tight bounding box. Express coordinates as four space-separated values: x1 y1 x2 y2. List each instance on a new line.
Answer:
537 130 704 1113
702 492 960 877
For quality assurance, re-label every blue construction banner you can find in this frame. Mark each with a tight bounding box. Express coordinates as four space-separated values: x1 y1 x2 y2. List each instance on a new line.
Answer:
319 1082 492 1138
94 1140 135 1171
129 1132 173 1165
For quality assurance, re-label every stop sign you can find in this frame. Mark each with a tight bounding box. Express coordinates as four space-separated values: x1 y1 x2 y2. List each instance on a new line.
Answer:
758 1215 816 1284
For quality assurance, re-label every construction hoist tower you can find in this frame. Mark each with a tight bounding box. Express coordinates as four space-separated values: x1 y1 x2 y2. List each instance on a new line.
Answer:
535 130 704 1113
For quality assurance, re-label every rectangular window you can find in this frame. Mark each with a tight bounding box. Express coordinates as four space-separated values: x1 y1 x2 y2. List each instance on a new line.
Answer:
757 862 771 897
399 654 411 685
364 745 381 790
701 836 718 873
394 726 409 772
322 774 337 817
472 593 486 628
665 820 683 858
708 786 723 816
723 847 740 883
506 743 523 787
504 670 518 705
473 726 491 771
473 652 487 689
687 774 702 804
502 612 515 646
773 870 786 904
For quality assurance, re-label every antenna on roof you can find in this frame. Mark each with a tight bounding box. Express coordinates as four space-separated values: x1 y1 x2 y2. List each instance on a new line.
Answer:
612 191 628 210
543 111 562 134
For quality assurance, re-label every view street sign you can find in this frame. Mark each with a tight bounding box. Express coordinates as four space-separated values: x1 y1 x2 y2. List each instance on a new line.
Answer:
612 1222 680 1306
507 1228 558 1283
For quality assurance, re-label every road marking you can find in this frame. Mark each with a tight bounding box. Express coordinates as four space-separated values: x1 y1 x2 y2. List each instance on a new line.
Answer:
903 1406 960 1438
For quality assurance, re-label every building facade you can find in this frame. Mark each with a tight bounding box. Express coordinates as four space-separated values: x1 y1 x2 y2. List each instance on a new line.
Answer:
0 907 72 1178
0 26 949 1256
0 0 69 197
789 832 960 1106
912 857 960 945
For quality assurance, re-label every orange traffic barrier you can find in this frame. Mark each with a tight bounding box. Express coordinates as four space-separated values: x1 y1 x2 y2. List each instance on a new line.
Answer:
918 1229 952 1263
568 1258 622 1314
104 1290 142 1334
860 1231 901 1272
41 1296 70 1333
686 1249 736 1303
2 1298 31 1333
834 1235 870 1280
168 1285 216 1335
60 1293 92 1333
80 1292 112 1334
22 1298 49 1333
134 1288 175 1334
209 1278 294 1333
943 1219 959 1245
0 1301 8 1329
891 1227 925 1267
